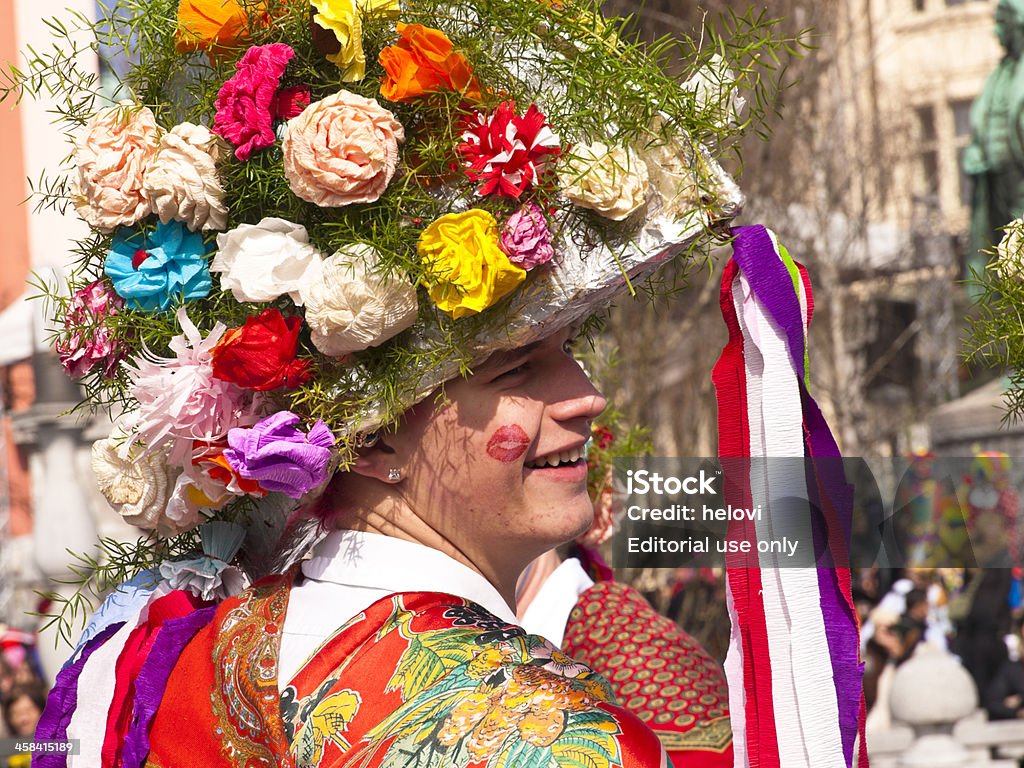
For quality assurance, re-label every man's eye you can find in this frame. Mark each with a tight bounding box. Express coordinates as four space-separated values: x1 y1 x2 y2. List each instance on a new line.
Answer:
497 363 530 379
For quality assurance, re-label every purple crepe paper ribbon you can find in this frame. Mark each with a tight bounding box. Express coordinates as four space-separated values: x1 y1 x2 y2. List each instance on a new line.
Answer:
119 604 217 768
34 622 124 768
732 224 863 767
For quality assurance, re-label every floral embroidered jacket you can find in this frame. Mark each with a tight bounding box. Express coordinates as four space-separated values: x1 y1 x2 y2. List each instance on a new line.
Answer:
143 572 669 768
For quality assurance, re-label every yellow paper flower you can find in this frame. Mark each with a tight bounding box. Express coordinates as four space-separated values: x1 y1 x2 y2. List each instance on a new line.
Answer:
418 210 526 319
310 0 400 81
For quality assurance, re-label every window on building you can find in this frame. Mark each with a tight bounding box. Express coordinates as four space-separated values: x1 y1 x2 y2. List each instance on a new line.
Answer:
865 300 918 402
913 0 926 9
952 98 974 207
914 105 940 198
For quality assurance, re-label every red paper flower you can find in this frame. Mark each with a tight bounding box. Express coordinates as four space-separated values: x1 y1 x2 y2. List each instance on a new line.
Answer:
458 101 561 198
211 308 313 391
213 44 311 161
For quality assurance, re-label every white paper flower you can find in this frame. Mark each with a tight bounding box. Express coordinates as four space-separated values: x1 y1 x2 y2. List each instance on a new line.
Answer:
124 308 260 464
298 244 418 356
997 217 1024 279
72 102 163 232
683 54 747 129
91 427 186 536
211 217 322 304
558 141 649 221
143 122 229 232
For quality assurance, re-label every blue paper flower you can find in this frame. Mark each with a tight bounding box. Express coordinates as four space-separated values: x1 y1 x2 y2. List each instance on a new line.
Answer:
104 220 212 312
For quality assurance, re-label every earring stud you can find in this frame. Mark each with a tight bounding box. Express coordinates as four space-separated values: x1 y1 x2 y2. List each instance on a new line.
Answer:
388 468 402 481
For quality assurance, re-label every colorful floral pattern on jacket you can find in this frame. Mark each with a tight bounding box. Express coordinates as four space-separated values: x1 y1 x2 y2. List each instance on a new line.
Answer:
144 573 667 768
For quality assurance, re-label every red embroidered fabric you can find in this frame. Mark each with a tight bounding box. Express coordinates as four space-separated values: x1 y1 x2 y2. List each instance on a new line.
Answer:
561 580 733 768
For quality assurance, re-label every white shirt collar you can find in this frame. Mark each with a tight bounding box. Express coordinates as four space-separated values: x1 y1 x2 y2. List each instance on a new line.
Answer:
301 530 518 625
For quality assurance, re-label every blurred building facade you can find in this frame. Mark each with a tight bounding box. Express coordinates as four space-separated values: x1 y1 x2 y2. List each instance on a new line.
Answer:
0 1 136 677
842 0 1001 454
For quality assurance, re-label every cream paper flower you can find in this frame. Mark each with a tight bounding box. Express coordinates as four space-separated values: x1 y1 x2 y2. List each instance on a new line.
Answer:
91 427 189 537
558 141 649 221
211 217 322 303
997 217 1024 279
72 102 163 232
683 53 747 129
282 90 405 207
639 119 700 221
143 123 229 232
298 244 418 356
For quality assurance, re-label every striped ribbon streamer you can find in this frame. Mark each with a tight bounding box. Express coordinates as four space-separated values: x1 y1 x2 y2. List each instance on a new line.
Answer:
713 225 868 767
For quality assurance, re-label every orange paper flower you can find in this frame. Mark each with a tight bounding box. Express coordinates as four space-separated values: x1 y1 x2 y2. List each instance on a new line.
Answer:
379 23 482 103
175 0 268 55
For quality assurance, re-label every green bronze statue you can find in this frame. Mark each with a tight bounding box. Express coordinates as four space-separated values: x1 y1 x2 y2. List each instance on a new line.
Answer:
965 0 1024 285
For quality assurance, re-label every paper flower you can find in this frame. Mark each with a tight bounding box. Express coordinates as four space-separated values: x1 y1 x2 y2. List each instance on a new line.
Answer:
211 308 313 391
56 280 125 379
91 427 185 537
104 220 213 312
310 0 399 81
213 43 310 161
124 309 260 464
500 204 555 270
72 102 162 233
418 210 526 319
379 23 482 103
159 555 246 601
282 90 405 207
174 0 268 55
558 141 649 221
459 101 560 198
225 412 336 500
165 442 266 524
210 217 321 304
683 53 747 129
639 125 700 222
298 244 418 356
159 521 247 599
142 123 229 232
997 217 1024 279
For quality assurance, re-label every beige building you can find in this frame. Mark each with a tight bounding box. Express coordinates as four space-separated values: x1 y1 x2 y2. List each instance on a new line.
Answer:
793 0 1005 454
876 0 1001 234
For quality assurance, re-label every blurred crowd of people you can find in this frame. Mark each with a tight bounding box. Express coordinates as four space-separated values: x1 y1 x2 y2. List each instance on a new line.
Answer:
0 627 46 749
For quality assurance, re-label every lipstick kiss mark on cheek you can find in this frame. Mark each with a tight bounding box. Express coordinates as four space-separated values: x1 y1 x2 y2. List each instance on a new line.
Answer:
486 424 530 463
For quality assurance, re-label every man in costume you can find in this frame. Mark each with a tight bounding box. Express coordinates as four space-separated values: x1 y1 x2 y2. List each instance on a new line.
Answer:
26 0 759 765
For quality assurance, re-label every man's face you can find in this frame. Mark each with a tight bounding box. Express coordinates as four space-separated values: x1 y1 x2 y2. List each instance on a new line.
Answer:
388 328 607 576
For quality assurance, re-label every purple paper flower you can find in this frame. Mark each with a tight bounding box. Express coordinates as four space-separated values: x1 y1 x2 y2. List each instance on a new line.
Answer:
224 411 335 499
56 279 126 379
499 203 555 270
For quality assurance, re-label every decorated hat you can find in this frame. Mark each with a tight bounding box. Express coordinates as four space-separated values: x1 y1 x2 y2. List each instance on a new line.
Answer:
18 0 757 564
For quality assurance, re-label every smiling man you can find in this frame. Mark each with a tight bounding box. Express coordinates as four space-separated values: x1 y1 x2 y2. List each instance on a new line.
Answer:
142 329 672 768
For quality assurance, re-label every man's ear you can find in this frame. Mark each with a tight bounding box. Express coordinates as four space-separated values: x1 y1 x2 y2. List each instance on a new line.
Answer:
349 438 400 483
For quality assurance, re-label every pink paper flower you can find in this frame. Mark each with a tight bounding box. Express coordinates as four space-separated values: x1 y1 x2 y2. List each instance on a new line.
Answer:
56 280 126 379
458 101 561 198
499 203 555 270
124 308 261 464
282 90 404 207
213 43 310 161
